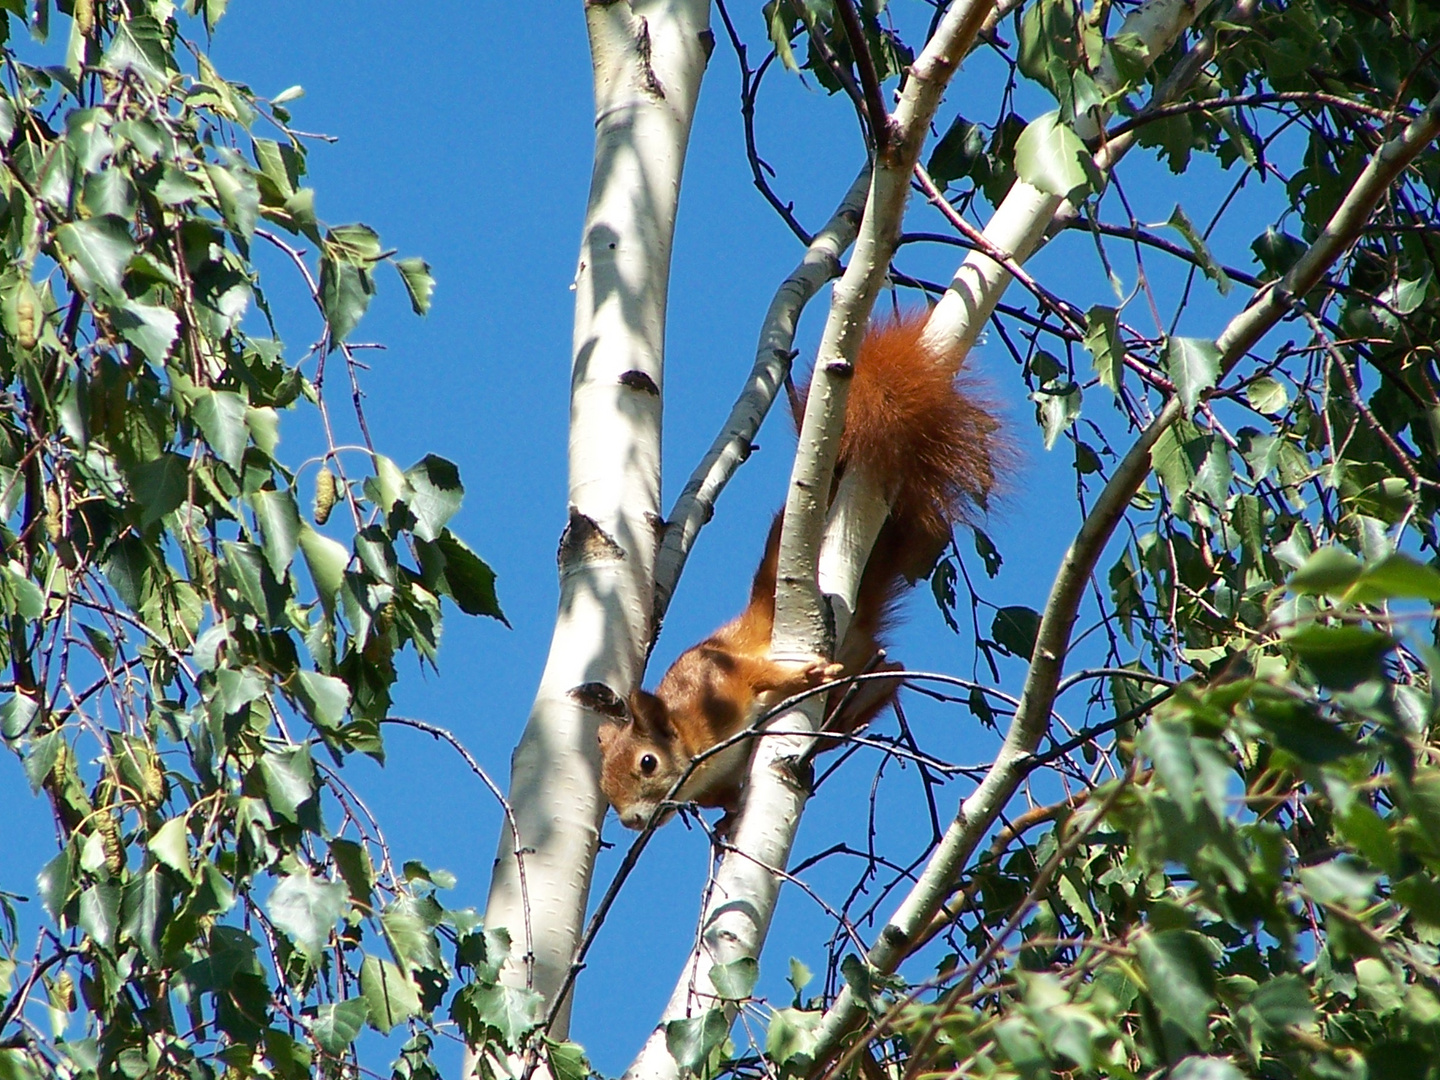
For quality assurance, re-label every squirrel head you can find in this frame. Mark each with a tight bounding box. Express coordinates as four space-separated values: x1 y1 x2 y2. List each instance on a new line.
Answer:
597 689 690 830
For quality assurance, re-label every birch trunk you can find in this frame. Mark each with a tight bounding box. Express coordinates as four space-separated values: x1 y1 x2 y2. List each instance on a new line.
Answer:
473 1 711 1066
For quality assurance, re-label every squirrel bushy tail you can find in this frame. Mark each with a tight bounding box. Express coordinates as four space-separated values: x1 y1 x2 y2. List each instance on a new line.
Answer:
796 311 1007 628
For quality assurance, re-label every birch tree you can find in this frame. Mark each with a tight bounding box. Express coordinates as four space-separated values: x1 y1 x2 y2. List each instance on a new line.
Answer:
6 2 1440 1080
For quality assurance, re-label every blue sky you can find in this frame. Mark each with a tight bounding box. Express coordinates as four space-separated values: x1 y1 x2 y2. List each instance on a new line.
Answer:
0 2 1279 1074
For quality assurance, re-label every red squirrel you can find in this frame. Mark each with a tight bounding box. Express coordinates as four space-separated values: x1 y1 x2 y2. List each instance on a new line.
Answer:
597 312 1004 830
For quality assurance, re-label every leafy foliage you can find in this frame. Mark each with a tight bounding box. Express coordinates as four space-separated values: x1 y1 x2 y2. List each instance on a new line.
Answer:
0 3 527 1078
665 2 1440 1080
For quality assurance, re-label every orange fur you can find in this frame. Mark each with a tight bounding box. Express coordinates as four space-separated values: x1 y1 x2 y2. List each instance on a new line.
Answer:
597 311 1009 830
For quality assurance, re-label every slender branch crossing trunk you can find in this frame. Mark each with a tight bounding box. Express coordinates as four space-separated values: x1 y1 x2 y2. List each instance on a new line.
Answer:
473 1 711 1066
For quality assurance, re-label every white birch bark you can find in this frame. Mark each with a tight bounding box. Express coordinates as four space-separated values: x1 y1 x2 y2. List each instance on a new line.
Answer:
473 1 711 1066
920 0 1216 359
620 5 998 1079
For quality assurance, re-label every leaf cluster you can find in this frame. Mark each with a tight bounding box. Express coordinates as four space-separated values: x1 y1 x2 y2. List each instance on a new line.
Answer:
0 3 515 1078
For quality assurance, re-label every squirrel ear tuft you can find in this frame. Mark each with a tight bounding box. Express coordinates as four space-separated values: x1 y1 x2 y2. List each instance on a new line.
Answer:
569 681 628 720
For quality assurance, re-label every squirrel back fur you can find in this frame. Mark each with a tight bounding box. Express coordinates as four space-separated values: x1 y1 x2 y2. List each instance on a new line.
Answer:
597 311 1007 830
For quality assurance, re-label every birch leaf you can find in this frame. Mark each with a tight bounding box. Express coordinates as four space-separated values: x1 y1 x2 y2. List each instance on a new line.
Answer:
1164 336 1220 416
1014 112 1094 202
394 257 434 316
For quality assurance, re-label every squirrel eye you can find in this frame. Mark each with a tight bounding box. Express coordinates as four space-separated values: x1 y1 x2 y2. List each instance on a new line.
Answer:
639 753 658 776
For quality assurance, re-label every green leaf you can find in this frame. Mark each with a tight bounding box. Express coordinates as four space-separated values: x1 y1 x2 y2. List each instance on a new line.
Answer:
0 563 44 620
131 452 190 526
927 115 986 187
1249 974 1315 1034
1 692 40 740
665 1008 729 1071
259 744 316 821
1287 547 1364 595
1247 697 1360 764
402 860 456 890
361 955 421 1034
299 523 348 607
251 137 295 200
1170 1059 1246 1080
1251 227 1307 279
1033 382 1082 450
546 1040 591 1080
991 606 1041 660
381 897 445 978
318 225 384 346
267 870 346 961
1351 553 1440 604
250 489 301 576
450 980 544 1050
119 868 170 965
247 406 280 456
328 838 375 908
78 882 121 951
101 15 169 86
418 530 506 622
710 957 758 1001
394 257 434 316
1137 930 1215 1045
767 1006 822 1067
1166 204 1232 296
55 216 135 298
111 300 179 363
1013 111 1093 202
192 389 250 471
36 847 73 922
319 256 374 346
328 223 385 261
1245 376 1289 414
309 998 368 1056
219 540 286 626
1285 625 1393 690
205 160 260 243
147 816 191 879
403 455 463 543
1299 858 1378 905
763 0 799 71
294 670 350 731
22 730 61 793
1163 336 1221 417
1084 305 1122 392
214 667 266 716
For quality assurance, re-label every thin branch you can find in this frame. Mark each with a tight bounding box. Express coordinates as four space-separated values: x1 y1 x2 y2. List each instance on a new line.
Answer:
834 0 892 153
382 715 533 972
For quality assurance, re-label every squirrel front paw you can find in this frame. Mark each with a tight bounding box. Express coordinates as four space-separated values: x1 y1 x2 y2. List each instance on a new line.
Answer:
765 656 845 695
801 658 846 685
